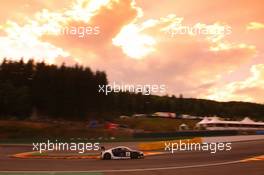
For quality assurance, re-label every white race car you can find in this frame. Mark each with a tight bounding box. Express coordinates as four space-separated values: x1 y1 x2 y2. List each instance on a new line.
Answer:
101 146 144 160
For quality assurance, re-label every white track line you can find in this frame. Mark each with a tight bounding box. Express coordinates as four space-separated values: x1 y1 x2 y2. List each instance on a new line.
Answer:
0 160 242 173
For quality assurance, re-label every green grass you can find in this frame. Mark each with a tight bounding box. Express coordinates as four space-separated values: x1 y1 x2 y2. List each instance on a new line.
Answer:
0 118 199 144
115 117 198 132
0 136 193 145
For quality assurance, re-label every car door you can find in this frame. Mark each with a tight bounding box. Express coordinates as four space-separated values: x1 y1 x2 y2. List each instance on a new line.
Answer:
121 148 131 159
112 148 121 158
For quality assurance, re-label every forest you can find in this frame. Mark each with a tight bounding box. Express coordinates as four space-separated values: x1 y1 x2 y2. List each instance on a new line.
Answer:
0 59 264 120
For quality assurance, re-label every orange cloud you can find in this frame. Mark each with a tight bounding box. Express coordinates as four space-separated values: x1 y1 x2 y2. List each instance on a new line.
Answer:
41 0 141 60
35 1 259 99
247 22 264 30
0 0 263 103
205 64 264 103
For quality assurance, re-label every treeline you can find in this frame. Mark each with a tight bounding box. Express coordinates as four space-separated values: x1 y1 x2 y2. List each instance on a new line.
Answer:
0 59 264 120
0 59 107 119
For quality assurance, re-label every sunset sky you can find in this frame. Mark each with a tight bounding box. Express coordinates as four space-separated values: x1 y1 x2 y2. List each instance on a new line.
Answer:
0 0 263 103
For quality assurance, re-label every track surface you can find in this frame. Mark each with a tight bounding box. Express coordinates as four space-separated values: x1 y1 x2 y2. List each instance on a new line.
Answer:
0 140 264 175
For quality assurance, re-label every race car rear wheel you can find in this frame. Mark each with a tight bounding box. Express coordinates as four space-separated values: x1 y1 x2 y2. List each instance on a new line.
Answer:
103 153 111 160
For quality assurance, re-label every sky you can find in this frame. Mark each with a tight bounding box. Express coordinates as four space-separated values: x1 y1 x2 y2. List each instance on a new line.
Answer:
0 0 263 103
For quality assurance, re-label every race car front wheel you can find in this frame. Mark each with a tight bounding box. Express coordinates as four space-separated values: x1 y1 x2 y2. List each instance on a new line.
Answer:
103 153 111 160
131 152 139 159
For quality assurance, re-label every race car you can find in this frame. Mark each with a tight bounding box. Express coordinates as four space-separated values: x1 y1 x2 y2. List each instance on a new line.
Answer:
100 146 144 160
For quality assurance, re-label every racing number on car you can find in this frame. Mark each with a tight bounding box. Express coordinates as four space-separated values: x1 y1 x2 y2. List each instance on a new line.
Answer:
126 152 130 157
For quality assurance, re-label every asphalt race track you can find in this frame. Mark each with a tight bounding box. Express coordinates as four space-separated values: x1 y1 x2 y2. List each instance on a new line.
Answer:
0 140 264 175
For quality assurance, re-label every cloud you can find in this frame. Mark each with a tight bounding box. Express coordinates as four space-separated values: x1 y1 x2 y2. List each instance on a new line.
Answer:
41 5 257 99
0 36 68 64
41 0 141 60
1 0 140 64
107 14 255 95
247 22 264 30
205 64 264 103
0 0 262 103
113 23 156 59
0 0 71 24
